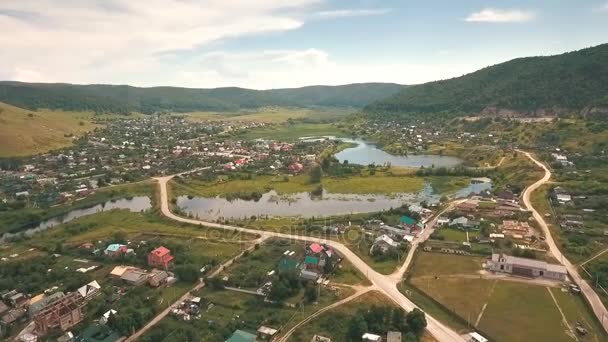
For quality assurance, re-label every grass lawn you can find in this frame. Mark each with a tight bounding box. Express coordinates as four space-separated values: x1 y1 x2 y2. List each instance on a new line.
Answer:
410 277 496 327
477 282 573 342
0 102 100 157
409 252 485 278
435 228 480 243
331 258 371 286
322 174 425 194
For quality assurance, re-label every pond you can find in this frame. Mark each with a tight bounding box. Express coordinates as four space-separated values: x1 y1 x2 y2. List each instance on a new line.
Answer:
334 138 463 168
1 196 152 241
176 181 491 220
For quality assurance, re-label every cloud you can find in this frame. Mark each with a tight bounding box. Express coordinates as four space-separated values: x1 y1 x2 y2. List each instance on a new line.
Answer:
599 2 608 12
464 8 536 23
166 48 479 89
316 8 391 18
0 0 320 84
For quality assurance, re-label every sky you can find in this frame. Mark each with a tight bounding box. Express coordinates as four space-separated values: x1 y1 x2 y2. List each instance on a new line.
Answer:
1 0 607 89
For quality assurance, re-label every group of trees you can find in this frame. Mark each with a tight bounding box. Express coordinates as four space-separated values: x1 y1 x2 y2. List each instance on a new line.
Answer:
348 306 427 341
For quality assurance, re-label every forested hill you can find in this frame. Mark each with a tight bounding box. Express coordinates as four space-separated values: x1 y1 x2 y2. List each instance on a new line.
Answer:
0 82 403 114
365 43 608 118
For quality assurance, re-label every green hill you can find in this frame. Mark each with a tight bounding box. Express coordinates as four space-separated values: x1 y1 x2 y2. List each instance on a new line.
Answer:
0 82 403 115
365 44 608 118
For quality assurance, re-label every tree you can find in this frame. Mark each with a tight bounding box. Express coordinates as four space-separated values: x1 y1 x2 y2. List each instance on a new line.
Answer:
174 264 198 283
348 315 368 341
304 283 318 302
309 165 323 183
405 308 427 336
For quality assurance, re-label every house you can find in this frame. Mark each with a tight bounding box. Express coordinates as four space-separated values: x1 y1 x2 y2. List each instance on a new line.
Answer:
556 194 572 204
304 256 320 270
257 326 278 340
110 265 134 278
487 253 567 281
100 310 117 325
456 201 478 212
226 329 257 342
387 331 402 342
399 216 417 230
311 335 331 342
308 243 325 254
469 332 488 342
7 292 29 308
300 269 320 281
148 246 174 270
148 270 170 288
29 292 66 317
288 162 304 174
0 301 9 315
437 217 450 226
76 280 101 300
499 221 532 237
1 308 26 325
449 217 479 230
362 332 382 342
120 269 149 286
104 244 127 257
373 234 400 253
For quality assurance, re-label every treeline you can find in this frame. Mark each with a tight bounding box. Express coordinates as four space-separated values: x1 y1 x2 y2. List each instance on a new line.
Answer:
415 166 492 177
0 82 402 114
348 306 427 342
365 43 608 117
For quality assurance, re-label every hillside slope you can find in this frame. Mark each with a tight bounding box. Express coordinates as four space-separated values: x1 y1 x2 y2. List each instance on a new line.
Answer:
0 102 98 157
365 44 608 117
0 82 403 114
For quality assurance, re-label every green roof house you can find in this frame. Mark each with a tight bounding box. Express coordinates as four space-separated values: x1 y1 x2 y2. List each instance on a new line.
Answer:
400 216 416 226
226 329 257 342
304 256 319 265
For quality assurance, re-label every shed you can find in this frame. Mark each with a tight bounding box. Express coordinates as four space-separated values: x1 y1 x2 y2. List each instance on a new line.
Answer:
226 329 257 342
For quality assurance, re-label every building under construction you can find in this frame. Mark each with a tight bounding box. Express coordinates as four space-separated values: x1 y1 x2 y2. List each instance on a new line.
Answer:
33 280 101 335
33 292 85 335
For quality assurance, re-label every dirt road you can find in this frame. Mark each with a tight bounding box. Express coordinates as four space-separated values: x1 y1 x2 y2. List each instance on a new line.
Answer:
519 150 608 333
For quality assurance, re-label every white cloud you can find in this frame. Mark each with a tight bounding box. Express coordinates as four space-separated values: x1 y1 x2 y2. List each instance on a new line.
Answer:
599 2 608 11
169 48 479 89
316 8 391 18
464 8 536 23
0 0 319 84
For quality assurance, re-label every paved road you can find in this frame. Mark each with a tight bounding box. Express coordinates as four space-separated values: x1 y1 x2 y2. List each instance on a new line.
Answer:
519 151 608 333
148 175 466 342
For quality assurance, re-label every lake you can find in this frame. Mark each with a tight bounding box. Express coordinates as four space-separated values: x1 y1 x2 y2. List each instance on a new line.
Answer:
334 139 462 168
1 196 152 241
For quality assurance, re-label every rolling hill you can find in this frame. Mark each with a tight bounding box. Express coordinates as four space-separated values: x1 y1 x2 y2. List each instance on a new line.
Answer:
0 102 98 157
365 43 608 118
0 82 404 115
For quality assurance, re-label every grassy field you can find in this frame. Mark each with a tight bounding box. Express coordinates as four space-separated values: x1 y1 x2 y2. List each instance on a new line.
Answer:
170 173 428 199
477 282 572 342
404 251 607 342
434 227 480 243
185 107 354 124
237 123 347 141
0 102 100 156
409 252 485 278
426 176 471 195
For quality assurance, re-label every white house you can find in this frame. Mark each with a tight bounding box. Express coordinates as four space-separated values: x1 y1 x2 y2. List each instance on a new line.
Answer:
487 253 567 281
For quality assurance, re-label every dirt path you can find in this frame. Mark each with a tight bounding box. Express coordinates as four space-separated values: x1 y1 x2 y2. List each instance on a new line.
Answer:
275 286 373 342
580 248 608 267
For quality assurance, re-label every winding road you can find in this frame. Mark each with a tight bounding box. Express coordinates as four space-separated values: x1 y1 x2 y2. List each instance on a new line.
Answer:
135 175 467 342
519 150 608 333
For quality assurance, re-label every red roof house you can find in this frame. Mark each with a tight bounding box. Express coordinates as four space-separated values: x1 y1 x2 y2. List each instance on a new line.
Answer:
308 243 325 254
148 246 174 270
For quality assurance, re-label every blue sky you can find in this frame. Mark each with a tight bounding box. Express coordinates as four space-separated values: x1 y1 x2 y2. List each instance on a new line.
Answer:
0 0 607 88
